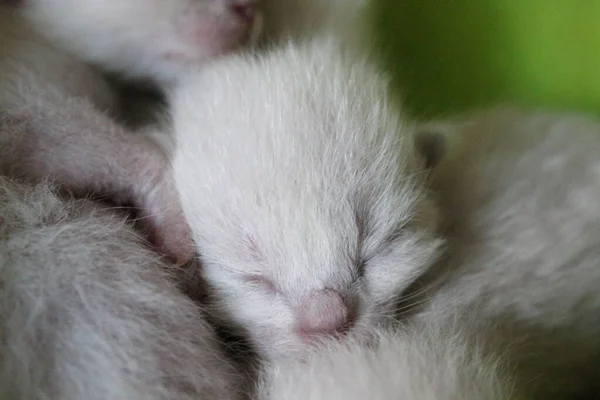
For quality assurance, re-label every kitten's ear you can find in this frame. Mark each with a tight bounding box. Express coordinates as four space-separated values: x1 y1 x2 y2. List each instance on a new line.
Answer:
414 128 448 169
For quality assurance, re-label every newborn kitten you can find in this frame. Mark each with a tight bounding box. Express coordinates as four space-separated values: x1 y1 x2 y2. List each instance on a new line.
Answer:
167 13 443 359
411 107 600 399
255 318 523 400
0 1 260 261
0 176 243 400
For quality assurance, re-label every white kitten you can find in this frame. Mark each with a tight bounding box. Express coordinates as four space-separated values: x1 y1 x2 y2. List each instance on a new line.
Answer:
168 27 443 359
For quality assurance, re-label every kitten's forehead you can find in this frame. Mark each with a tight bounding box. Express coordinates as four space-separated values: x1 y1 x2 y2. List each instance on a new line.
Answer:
174 36 429 278
229 193 355 260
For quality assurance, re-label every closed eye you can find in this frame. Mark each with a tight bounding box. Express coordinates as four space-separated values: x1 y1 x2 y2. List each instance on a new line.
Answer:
354 209 368 279
383 222 409 246
353 209 408 279
243 274 280 294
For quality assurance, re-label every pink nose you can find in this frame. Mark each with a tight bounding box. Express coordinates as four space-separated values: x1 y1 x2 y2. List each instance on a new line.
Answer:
230 1 256 23
296 289 353 337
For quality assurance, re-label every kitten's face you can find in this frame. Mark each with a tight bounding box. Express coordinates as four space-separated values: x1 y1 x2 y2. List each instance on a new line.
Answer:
197 185 443 360
22 0 262 86
171 40 444 360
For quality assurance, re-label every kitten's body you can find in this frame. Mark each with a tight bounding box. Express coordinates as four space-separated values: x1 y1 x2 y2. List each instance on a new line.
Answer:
256 320 522 400
0 176 243 400
411 108 600 398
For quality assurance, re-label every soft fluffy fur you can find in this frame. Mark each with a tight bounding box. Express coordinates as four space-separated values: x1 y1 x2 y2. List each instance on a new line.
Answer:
410 108 600 398
0 176 243 400
20 0 262 87
255 319 523 400
168 22 443 359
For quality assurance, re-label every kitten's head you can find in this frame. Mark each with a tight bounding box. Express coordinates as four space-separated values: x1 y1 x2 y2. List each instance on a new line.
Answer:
171 36 446 360
20 0 262 87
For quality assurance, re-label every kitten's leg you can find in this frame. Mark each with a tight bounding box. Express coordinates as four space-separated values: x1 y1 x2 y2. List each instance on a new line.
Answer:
0 97 193 263
0 177 241 400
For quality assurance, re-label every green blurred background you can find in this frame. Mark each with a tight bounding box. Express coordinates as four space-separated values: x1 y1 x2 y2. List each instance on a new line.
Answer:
372 0 600 118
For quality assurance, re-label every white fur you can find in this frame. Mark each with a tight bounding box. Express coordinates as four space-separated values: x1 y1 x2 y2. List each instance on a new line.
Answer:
169 29 443 359
0 176 243 400
20 0 262 87
256 319 522 400
412 107 600 398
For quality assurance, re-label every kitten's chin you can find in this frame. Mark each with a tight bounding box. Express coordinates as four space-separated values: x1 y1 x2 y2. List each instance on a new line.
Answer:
254 326 376 362
253 330 309 361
